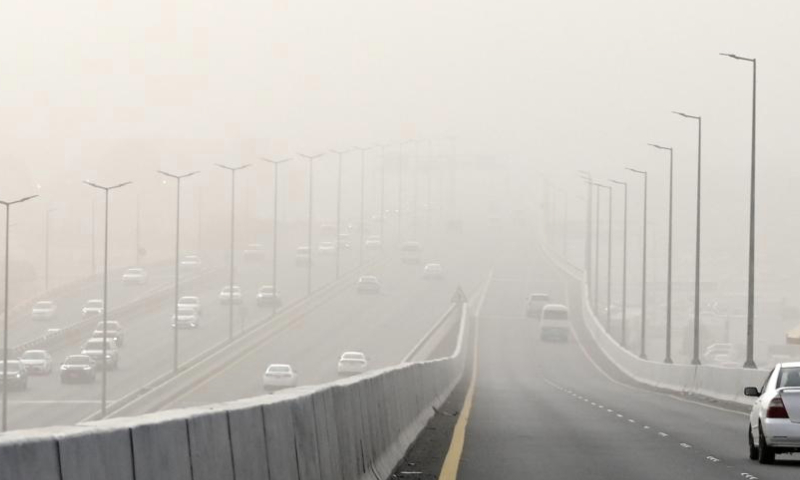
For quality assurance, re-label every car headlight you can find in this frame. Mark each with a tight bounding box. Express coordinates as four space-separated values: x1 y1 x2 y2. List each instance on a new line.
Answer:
14 373 20 378
83 366 91 371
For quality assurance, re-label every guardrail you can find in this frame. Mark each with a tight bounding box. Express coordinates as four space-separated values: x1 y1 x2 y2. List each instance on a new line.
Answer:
0 269 483 480
538 234 767 407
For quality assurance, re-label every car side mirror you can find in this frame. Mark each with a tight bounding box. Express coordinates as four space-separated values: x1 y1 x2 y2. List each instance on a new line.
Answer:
743 386 760 397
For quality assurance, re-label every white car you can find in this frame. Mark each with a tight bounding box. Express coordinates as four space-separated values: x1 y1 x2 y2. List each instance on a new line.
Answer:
745 362 800 463
82 299 104 317
357 275 381 294
31 300 57 320
526 293 551 318
178 296 202 315
365 236 382 250
262 364 298 392
180 255 203 268
122 267 148 285
423 263 444 279
256 286 282 308
20 350 53 375
295 246 311 266
172 306 200 329
92 320 125 346
243 243 266 262
400 241 422 264
219 285 243 305
337 351 368 376
539 304 570 342
318 241 337 255
81 338 119 370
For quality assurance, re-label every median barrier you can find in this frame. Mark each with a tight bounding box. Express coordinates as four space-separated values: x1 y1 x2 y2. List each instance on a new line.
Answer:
0 280 478 480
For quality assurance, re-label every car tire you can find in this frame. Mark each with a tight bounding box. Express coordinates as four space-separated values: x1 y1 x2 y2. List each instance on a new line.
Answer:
758 425 775 464
748 427 759 460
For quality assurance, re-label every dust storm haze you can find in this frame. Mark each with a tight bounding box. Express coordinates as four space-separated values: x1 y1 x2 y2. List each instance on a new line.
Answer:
1 0 800 346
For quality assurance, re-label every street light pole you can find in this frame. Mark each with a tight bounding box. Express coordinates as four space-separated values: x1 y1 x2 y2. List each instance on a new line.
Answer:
158 170 199 373
330 149 352 278
215 164 251 340
261 157 292 315
1 194 38 432
721 52 758 369
594 183 613 330
377 144 390 247
610 180 628 347
353 146 374 266
299 153 325 295
578 171 593 294
674 111 703 365
648 143 674 364
593 183 601 312
83 181 130 418
44 207 55 292
627 168 648 359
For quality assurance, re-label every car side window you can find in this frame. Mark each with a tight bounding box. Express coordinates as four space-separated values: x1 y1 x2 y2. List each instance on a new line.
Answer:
760 367 775 394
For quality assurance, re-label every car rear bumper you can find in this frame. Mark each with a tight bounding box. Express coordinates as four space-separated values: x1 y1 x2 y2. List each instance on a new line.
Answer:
540 327 569 341
764 419 800 447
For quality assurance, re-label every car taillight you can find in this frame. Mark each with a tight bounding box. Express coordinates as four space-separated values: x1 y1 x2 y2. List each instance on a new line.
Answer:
767 396 790 419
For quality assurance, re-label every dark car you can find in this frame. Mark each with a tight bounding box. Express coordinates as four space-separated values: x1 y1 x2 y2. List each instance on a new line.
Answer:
93 320 125 347
59 355 97 384
0 360 28 391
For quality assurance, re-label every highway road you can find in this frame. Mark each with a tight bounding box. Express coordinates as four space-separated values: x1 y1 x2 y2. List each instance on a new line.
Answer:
133 222 496 412
3 223 368 431
446 235 800 480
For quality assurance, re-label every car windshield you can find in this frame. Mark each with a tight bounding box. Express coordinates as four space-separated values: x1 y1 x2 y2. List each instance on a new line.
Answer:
22 351 46 360
297 247 310 254
542 309 569 321
179 297 198 304
177 307 196 315
260 287 275 294
84 340 108 350
530 294 550 301
65 356 92 366
360 276 377 283
86 300 103 307
267 365 291 374
341 353 365 361
402 243 421 252
96 322 120 331
127 268 143 274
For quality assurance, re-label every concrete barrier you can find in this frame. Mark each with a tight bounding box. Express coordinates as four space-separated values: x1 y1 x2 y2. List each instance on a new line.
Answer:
0 293 476 480
539 237 770 407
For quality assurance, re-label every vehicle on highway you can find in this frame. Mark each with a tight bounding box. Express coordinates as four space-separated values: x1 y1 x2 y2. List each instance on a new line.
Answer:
539 304 570 342
256 285 282 308
338 233 352 249
59 355 96 384
0 360 28 391
81 337 119 370
243 243 266 262
365 235 382 250
526 293 551 318
745 362 800 463
318 241 337 255
262 363 298 392
178 295 202 315
219 285 243 305
172 306 201 329
180 254 203 269
20 349 53 375
82 299 104 317
92 320 125 346
702 343 744 366
31 300 57 321
337 351 369 376
122 267 148 286
400 241 422 264
357 275 381 294
422 263 444 279
295 246 311 266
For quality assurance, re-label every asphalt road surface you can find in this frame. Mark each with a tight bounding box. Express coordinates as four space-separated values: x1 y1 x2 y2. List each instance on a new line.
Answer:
452 237 799 480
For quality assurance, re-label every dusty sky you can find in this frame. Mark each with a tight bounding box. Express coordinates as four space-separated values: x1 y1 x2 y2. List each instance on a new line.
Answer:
1 1 800 302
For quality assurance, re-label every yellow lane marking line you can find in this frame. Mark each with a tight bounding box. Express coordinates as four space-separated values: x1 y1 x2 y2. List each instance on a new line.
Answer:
438 270 491 480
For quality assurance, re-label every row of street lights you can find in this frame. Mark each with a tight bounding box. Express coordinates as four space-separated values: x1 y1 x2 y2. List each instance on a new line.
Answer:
574 52 757 369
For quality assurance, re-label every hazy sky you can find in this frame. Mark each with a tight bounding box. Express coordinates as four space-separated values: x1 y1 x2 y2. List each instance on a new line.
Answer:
2 1 800 300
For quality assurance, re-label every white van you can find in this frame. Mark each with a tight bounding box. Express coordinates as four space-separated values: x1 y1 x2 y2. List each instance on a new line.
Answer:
539 304 570 342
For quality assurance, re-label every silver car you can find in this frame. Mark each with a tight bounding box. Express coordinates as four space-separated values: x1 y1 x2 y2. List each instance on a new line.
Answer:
20 350 53 375
745 362 800 463
262 364 298 392
31 300 57 321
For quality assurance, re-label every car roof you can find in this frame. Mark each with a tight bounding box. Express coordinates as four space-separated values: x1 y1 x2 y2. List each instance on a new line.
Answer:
359 275 378 281
87 299 103 303
267 363 292 370
542 304 568 311
65 354 91 361
22 350 47 355
341 351 365 357
35 300 54 305
777 362 800 369
179 296 199 301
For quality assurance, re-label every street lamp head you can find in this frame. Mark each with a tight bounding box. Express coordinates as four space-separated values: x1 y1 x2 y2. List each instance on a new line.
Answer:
626 167 647 176
215 163 251 172
672 111 700 120
83 180 132 191
609 179 627 186
720 52 755 62
262 157 292 165
297 152 325 161
647 143 672 152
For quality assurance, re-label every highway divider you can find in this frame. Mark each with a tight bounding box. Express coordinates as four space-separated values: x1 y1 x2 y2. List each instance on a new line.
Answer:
0 273 484 480
538 235 767 407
